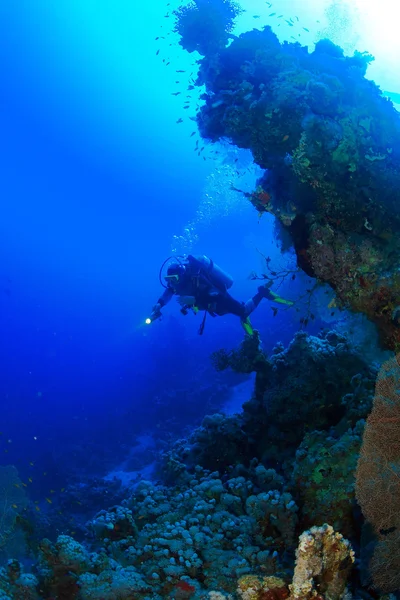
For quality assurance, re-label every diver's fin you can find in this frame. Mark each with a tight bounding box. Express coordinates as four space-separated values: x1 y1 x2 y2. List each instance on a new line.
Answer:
269 291 294 306
241 317 255 336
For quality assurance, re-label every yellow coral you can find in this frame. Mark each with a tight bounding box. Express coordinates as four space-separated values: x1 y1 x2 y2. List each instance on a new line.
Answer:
237 575 263 600
263 576 286 590
237 575 288 600
289 523 354 600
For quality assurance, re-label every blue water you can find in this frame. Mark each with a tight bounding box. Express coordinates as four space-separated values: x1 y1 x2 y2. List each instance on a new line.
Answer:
0 1 313 491
1 2 372 585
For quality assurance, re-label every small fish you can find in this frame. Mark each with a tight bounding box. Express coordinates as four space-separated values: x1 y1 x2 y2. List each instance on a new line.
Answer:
46 498 52 504
278 15 283 18
30 462 34 466
285 20 294 26
295 16 299 21
171 92 181 96
176 118 183 124
12 504 18 509
269 12 276 16
14 484 20 489
190 131 196 137
183 105 190 109
155 36 159 40
35 506 40 512
156 49 160 55
253 15 260 18
290 36 296 40
175 81 180 84
166 62 170 66
303 27 310 32
187 85 194 90
28 478 33 483
176 69 185 73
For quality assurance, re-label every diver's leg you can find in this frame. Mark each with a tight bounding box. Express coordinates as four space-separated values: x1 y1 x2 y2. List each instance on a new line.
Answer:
244 283 295 317
212 293 247 318
243 284 273 316
212 293 258 335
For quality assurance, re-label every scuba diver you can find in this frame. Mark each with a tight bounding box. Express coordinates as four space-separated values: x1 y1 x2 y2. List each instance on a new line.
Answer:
147 255 293 336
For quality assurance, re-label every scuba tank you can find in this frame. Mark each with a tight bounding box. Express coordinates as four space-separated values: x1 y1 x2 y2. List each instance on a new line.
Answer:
188 255 233 292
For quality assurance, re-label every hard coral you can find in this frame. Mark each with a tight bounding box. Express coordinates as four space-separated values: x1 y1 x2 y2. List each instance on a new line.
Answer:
291 421 365 538
189 20 400 349
241 330 372 466
289 524 354 600
237 575 289 600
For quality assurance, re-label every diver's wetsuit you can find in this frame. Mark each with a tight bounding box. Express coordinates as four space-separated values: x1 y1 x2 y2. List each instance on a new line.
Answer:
151 255 293 334
157 263 261 320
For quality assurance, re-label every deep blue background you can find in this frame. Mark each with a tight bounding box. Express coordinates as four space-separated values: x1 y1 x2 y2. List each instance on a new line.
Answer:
0 1 317 497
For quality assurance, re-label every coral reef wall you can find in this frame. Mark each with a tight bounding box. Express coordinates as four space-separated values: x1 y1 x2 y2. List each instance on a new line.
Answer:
173 2 400 350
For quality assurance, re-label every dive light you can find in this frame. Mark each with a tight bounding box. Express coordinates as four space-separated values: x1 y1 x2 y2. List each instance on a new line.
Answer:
146 308 162 325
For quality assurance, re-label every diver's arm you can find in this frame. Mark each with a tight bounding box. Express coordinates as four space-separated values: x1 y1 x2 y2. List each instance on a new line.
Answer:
157 286 174 308
149 287 174 322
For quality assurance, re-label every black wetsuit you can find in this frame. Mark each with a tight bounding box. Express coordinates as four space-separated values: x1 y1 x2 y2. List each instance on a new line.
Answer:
157 264 247 319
